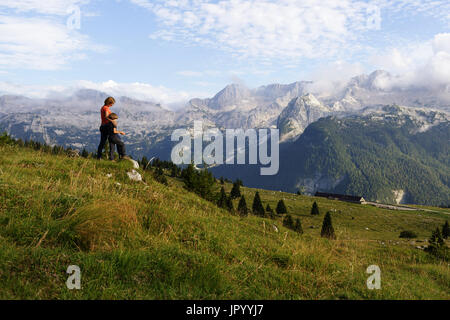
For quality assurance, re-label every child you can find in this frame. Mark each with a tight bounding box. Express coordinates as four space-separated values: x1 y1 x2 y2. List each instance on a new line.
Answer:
105 113 130 160
96 97 115 159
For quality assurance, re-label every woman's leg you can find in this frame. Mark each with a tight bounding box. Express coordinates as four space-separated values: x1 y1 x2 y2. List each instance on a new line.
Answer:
96 126 108 159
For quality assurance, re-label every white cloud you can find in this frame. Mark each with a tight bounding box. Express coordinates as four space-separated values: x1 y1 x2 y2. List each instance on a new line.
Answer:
176 70 204 77
76 80 200 105
0 80 208 108
133 0 449 65
305 60 366 95
0 0 89 15
141 0 369 62
0 1 101 71
369 33 450 90
0 15 101 70
0 81 70 98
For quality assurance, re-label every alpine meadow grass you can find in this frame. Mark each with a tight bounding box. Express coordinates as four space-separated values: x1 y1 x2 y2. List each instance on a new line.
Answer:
0 141 448 299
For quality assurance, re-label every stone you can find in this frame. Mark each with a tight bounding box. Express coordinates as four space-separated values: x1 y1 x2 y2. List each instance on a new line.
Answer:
128 159 140 169
127 169 142 182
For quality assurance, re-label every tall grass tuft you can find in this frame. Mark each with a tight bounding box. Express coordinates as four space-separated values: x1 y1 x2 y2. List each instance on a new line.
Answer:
64 200 139 251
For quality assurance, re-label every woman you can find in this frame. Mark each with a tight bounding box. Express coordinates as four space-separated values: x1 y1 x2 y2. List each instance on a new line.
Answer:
96 97 115 159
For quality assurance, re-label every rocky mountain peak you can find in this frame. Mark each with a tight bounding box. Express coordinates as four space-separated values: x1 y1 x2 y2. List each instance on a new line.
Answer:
277 94 331 141
209 83 252 110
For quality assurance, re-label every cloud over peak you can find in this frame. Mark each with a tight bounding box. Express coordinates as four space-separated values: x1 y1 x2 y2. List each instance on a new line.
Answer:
370 33 450 91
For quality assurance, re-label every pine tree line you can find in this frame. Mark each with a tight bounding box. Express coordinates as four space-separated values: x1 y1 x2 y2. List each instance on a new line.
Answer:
0 132 98 158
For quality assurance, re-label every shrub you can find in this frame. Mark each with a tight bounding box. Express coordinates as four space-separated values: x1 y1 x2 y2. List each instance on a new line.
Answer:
266 204 275 219
425 227 449 261
0 132 17 145
399 230 417 239
154 167 168 185
294 218 303 234
442 221 450 239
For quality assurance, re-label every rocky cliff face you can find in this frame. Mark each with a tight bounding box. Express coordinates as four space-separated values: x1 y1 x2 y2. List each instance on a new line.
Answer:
277 94 331 141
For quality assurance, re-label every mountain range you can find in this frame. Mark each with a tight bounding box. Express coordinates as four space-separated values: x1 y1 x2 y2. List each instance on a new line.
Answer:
0 70 449 205
211 105 449 206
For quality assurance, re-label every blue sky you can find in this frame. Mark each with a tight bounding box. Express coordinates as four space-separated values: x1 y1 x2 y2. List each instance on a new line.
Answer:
0 0 449 107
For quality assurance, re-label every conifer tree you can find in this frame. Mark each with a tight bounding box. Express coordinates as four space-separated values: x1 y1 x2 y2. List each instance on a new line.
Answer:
154 166 164 177
16 138 24 147
181 163 215 201
283 214 294 229
81 148 89 158
426 227 445 254
266 204 275 219
226 195 234 212
311 201 320 215
181 163 196 191
170 165 179 177
217 187 227 209
276 199 287 215
238 195 248 216
230 181 241 199
196 168 216 200
252 191 265 216
141 156 149 169
294 218 303 234
220 177 225 185
321 212 336 239
153 167 168 185
442 221 450 239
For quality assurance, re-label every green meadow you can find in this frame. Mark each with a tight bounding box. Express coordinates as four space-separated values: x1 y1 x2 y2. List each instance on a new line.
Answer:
0 141 448 299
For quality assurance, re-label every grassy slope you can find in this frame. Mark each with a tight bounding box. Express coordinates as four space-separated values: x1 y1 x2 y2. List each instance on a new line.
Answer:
0 143 448 299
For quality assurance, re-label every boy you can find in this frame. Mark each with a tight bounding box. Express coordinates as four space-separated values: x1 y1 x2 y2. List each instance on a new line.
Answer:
105 113 130 160
97 97 115 159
